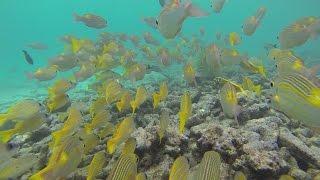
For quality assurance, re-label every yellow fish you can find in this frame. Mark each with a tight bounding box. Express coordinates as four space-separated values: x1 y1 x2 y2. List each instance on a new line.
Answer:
271 73 320 131
105 80 123 104
87 151 106 180
48 79 75 97
130 86 148 113
30 136 84 180
169 156 189 180
47 93 71 113
178 92 192 134
240 58 267 78
0 116 43 143
107 117 135 154
29 65 58 81
158 110 170 143
89 98 107 118
220 82 240 122
116 91 132 112
183 62 197 86
0 100 41 127
107 153 137 180
229 32 241 46
242 77 261 95
153 82 168 109
121 137 136 155
103 41 119 55
85 109 110 134
51 107 82 147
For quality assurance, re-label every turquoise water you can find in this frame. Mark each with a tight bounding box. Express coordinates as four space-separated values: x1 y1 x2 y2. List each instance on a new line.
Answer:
1 0 320 179
1 0 319 104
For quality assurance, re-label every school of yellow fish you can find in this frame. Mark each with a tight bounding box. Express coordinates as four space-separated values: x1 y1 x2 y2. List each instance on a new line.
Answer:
1 0 320 179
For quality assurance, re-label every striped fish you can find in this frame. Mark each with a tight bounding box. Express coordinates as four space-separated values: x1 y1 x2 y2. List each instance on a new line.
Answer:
158 110 170 143
121 138 136 155
194 151 221 180
272 73 320 130
87 151 106 180
107 153 137 180
169 156 189 180
274 73 320 107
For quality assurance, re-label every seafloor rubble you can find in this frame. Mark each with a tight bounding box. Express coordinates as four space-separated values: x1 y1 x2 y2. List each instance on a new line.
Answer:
5 78 320 180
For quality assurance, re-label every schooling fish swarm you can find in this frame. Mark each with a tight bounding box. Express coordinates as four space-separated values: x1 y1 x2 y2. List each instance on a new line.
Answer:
1 0 320 179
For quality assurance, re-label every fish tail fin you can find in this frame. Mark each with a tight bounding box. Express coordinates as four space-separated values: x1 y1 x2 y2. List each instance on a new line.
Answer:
0 114 8 127
73 13 81 21
185 2 209 17
0 129 15 143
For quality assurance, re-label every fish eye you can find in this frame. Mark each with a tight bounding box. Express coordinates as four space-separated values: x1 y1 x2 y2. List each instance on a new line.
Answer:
270 82 274 87
155 20 159 25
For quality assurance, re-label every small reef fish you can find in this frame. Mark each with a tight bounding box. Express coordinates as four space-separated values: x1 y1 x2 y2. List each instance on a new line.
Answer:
116 91 132 112
169 156 189 180
153 81 168 109
74 62 96 82
0 116 43 143
87 151 106 180
123 63 147 82
157 0 208 39
0 100 41 127
183 62 197 86
192 151 221 180
81 132 100 154
107 117 135 154
22 50 33 65
98 122 115 139
121 137 137 155
220 82 241 122
0 154 39 179
243 7 267 36
47 93 71 113
105 80 123 104
279 16 319 49
48 79 75 97
27 42 48 50
95 53 119 71
48 54 78 72
228 32 241 46
27 65 58 81
178 92 192 134
130 86 148 113
50 107 82 147
73 13 107 29
202 44 223 76
242 77 261 95
30 136 84 180
107 153 137 180
89 98 107 117
158 110 170 143
211 0 226 13
103 41 119 55
240 58 267 78
85 109 110 133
